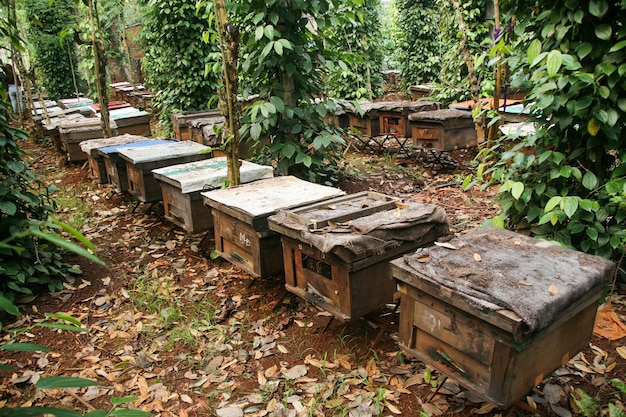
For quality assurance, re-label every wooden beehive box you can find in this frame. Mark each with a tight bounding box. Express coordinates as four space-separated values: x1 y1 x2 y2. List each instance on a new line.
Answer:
171 110 222 141
79 134 150 184
187 116 225 146
390 227 614 408
410 84 433 101
268 192 448 321
96 139 172 193
348 102 381 137
378 101 439 137
409 109 477 151
58 118 118 162
202 176 345 278
152 157 273 233
118 141 211 203
110 108 152 137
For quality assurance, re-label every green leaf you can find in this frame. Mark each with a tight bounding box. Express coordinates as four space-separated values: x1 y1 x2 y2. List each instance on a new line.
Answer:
0 201 17 216
491 216 505 228
595 24 612 40
108 410 152 417
527 39 542 65
254 26 263 41
609 40 626 53
111 397 140 406
84 410 108 417
0 295 19 316
589 0 609 17
587 118 601 136
545 196 563 212
598 86 610 99
302 155 312 168
281 143 297 158
36 376 99 389
250 123 262 141
586 228 599 241
511 182 524 200
582 171 599 190
0 343 50 352
563 197 579 218
37 323 89 332
29 229 106 268
546 50 562 77
45 312 82 327
273 41 283 56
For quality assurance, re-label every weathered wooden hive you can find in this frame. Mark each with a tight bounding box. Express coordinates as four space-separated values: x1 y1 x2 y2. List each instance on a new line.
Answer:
409 109 477 151
268 192 448 321
117 141 211 203
390 227 614 407
202 176 345 278
152 157 273 233
79 134 150 184
109 107 152 137
58 117 117 162
171 110 222 141
349 101 440 138
95 139 172 193
187 116 225 146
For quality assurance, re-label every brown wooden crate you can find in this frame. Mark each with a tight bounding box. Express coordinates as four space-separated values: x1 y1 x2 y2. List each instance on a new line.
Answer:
349 115 380 137
117 122 151 137
87 155 108 184
161 182 213 233
394 275 604 407
379 111 408 137
212 208 284 278
103 155 129 193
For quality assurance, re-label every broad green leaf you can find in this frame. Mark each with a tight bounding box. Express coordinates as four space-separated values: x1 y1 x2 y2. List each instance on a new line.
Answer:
277 38 293 50
586 228 599 241
579 199 595 211
546 50 562 77
273 41 283 56
527 39 542 65
36 376 98 389
598 86 610 99
587 118 601 136
281 143 297 158
84 410 108 417
491 216 505 228
250 123 262 141
269 96 284 113
582 171 599 190
595 24 612 40
302 155 313 168
511 182 524 200
609 40 626 53
545 196 563 212
0 294 19 316
576 43 593 59
254 26 263 41
0 343 50 352
563 197 579 218
589 0 609 17
607 109 619 127
0 201 17 216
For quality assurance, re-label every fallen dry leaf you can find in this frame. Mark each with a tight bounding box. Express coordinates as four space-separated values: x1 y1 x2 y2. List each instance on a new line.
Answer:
549 284 559 296
434 241 457 250
473 253 482 262
617 346 626 360
417 253 431 263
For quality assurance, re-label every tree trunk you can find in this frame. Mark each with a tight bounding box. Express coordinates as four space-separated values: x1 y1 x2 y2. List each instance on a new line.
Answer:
214 0 241 186
487 0 502 147
88 0 112 138
451 0 486 148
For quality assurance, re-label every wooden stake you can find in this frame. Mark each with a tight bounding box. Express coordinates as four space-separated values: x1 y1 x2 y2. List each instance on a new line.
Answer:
487 0 502 147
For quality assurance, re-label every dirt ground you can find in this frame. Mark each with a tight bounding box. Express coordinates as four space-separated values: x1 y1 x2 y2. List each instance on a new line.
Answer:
1 135 625 417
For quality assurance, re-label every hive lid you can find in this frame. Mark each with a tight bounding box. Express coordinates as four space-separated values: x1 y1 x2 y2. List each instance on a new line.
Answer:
152 157 274 193
79 134 150 155
395 227 614 335
96 139 172 155
202 176 345 218
117 140 209 164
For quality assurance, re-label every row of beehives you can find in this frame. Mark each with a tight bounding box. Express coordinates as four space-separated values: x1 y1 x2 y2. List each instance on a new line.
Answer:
110 81 153 111
31 94 153 163
76 132 613 410
168 98 533 155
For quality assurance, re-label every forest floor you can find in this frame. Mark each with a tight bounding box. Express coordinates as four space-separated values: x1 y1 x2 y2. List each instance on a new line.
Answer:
0 131 625 417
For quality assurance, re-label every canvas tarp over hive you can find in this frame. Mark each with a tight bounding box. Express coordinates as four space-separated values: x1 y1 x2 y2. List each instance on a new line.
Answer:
401 227 615 336
269 200 448 263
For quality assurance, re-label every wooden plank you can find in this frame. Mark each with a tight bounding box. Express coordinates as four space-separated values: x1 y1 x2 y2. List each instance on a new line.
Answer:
118 141 209 165
152 157 273 194
283 191 399 230
202 176 345 229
